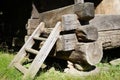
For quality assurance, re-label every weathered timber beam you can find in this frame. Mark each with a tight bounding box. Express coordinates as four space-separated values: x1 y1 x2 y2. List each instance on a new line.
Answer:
90 15 120 49
90 15 120 31
39 2 94 28
75 25 98 42
97 30 120 50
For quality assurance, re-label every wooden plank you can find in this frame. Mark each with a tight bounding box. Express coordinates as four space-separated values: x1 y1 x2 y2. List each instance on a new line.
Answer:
9 22 45 67
14 63 28 74
39 3 94 28
33 36 46 41
23 22 62 79
25 48 39 55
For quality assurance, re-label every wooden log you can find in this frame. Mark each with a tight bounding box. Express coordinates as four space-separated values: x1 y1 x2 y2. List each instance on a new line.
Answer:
52 42 103 70
62 14 81 31
90 15 120 49
39 2 94 28
75 25 98 42
56 34 78 51
74 42 103 65
74 2 94 21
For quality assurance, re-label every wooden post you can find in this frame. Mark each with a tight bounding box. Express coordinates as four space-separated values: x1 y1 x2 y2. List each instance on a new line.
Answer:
56 14 79 51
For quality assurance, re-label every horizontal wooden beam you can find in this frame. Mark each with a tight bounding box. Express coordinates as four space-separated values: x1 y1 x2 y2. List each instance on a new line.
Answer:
39 2 94 28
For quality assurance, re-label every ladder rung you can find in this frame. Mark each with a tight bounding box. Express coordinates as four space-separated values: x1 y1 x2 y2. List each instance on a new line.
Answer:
33 36 47 41
25 48 39 55
14 63 28 74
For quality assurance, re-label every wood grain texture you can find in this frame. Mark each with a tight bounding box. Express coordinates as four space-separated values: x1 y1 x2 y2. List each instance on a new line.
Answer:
76 25 98 42
9 22 45 67
56 34 78 51
90 15 120 49
23 22 62 79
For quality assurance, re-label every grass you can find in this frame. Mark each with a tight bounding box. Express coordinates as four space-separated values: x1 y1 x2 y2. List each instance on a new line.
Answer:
0 51 120 80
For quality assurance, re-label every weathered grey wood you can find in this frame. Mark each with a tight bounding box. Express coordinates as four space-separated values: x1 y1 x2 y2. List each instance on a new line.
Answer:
27 19 40 29
89 15 120 31
56 34 78 51
27 29 36 36
9 22 45 67
26 19 40 35
74 0 84 4
62 14 81 31
25 48 39 55
74 42 103 65
14 63 28 74
31 4 40 19
39 2 94 28
56 36 64 51
33 36 47 41
75 25 98 42
23 22 62 79
98 30 120 50
54 42 103 66
74 2 94 20
90 15 120 49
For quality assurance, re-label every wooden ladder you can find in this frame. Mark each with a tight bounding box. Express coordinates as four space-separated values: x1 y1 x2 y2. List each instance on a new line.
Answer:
9 21 61 79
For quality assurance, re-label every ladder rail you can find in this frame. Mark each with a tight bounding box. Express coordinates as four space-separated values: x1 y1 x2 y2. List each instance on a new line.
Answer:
9 22 45 67
23 21 62 79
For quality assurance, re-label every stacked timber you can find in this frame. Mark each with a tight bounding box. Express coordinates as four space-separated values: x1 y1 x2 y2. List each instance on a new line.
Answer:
90 14 120 50
54 14 103 71
25 1 103 71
